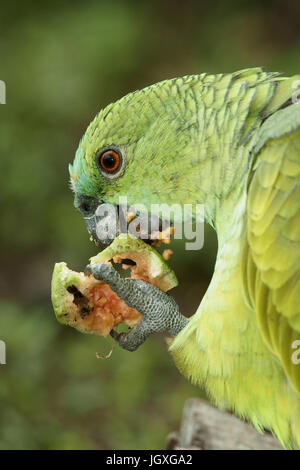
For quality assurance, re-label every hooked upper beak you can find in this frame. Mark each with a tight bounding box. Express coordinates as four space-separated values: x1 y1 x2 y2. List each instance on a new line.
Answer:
74 194 113 246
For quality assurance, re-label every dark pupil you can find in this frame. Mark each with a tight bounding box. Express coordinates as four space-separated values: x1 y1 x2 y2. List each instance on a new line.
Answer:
103 153 116 169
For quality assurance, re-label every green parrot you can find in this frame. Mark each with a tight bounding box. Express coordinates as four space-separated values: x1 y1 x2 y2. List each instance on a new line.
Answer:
69 68 300 449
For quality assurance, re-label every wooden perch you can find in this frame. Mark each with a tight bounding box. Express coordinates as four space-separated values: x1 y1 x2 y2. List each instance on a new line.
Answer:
166 398 283 450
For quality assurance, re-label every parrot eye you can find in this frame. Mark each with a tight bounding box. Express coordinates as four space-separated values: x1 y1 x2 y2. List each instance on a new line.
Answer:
96 146 126 180
96 148 123 177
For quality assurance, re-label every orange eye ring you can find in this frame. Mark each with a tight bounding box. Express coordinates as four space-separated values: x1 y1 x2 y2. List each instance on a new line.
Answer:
98 149 121 173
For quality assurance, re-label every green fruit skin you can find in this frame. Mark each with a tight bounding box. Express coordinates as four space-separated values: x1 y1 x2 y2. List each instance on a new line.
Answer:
90 234 178 291
51 234 178 331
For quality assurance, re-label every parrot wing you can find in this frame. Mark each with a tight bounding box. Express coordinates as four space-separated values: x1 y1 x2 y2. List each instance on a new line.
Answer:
244 102 300 395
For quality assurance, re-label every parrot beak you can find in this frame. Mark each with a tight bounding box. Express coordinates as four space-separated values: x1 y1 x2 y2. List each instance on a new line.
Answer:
75 194 174 249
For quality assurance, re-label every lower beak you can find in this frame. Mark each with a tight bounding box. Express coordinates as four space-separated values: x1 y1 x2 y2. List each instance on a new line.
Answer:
84 209 120 246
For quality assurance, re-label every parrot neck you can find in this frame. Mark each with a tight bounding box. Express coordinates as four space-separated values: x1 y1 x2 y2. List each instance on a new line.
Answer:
214 177 249 249
202 150 252 251
189 122 257 234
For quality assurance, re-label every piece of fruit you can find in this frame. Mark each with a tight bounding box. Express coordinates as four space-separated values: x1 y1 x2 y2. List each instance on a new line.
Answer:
51 234 178 337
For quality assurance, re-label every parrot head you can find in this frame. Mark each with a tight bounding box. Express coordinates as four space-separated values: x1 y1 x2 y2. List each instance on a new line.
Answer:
69 77 203 246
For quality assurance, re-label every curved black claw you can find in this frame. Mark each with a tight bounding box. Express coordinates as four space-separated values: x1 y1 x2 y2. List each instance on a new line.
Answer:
110 320 152 352
86 262 188 351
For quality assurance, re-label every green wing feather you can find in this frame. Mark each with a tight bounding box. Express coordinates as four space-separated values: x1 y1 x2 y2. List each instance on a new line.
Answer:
245 103 300 395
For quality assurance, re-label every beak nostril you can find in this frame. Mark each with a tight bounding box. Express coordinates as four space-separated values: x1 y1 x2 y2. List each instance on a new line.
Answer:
81 203 89 213
74 194 99 217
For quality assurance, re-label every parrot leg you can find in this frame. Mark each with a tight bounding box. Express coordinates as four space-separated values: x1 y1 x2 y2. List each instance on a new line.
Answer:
84 263 188 351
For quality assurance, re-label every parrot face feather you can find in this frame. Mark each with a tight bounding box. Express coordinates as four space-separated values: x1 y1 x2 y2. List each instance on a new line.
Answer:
70 80 193 204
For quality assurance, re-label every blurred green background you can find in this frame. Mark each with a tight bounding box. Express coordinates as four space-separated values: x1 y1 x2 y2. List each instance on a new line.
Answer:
0 0 299 450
